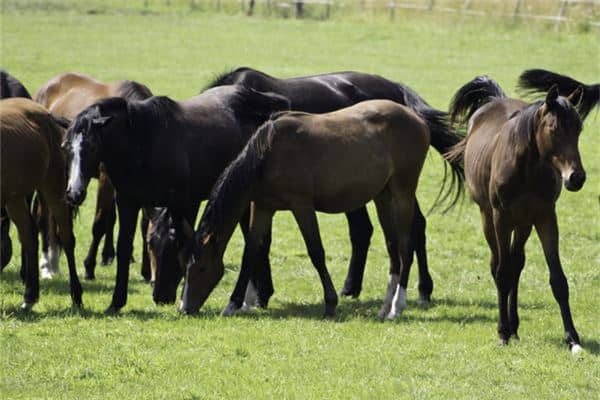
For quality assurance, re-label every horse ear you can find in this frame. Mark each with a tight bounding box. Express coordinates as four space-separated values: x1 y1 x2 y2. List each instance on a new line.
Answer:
201 233 213 245
544 84 559 108
92 115 112 126
567 85 584 107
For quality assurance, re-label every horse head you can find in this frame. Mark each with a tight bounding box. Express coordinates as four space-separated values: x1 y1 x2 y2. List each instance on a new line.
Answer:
535 85 585 192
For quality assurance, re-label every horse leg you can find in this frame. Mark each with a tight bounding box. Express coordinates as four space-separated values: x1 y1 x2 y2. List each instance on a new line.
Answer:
535 208 581 353
240 207 274 308
373 188 401 319
36 196 59 279
412 201 433 305
492 208 514 346
6 198 38 309
83 200 103 280
508 224 532 340
0 207 13 271
292 207 338 318
223 205 274 316
107 196 139 313
140 211 151 282
340 206 372 298
47 197 83 307
100 173 117 265
480 210 498 281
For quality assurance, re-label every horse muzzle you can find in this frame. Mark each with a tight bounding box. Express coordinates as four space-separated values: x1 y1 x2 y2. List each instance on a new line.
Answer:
66 187 87 206
564 170 586 192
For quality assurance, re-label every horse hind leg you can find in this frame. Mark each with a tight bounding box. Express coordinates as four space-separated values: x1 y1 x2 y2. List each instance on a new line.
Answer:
411 201 433 306
35 196 60 279
6 198 39 309
373 187 403 320
291 207 338 318
340 206 373 298
508 224 532 340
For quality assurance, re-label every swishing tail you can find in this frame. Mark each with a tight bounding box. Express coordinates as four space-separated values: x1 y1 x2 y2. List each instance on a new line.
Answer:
518 69 599 121
446 75 506 172
399 84 465 211
232 86 290 129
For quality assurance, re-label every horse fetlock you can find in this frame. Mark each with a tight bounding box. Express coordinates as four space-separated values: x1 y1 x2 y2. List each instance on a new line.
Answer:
222 301 241 317
243 281 259 307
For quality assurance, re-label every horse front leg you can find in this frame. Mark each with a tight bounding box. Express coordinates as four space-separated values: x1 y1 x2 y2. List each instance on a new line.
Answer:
223 205 274 316
107 196 139 313
508 224 532 340
492 208 514 346
411 201 432 305
535 208 582 353
340 206 372 298
292 207 338 318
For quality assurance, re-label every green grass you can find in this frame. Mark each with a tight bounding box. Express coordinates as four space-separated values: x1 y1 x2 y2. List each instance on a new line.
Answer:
1 4 599 399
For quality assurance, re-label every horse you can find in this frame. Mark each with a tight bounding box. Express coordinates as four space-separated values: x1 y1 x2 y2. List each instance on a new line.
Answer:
179 99 455 318
447 74 597 353
198 66 464 307
0 98 82 309
34 72 153 280
62 85 290 312
0 69 32 272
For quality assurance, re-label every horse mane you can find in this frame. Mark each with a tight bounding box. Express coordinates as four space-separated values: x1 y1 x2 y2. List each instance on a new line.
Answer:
228 85 290 128
116 80 153 101
198 120 275 239
204 67 271 90
126 96 183 133
518 69 599 121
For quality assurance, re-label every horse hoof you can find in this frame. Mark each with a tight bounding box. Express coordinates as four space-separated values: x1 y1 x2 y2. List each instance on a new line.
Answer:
240 302 254 312
105 305 121 315
222 302 240 317
40 268 54 280
571 344 584 355
498 338 509 347
20 302 34 311
417 294 431 307
101 257 114 266
84 273 95 281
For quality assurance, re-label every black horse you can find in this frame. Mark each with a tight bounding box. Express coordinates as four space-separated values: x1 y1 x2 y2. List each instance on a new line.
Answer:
196 67 463 306
1 69 32 271
63 85 289 311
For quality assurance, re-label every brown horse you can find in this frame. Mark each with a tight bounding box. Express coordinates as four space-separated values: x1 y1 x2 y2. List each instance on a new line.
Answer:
35 72 152 280
0 98 82 309
448 75 595 353
179 99 454 318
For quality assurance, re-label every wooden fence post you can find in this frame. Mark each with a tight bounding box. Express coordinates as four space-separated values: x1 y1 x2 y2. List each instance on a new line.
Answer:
428 0 435 11
556 0 567 31
389 1 396 21
513 0 521 21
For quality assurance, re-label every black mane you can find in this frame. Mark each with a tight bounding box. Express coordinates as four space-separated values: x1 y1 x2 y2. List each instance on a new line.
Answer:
204 67 271 90
126 96 184 132
116 80 153 101
228 85 290 128
0 69 31 99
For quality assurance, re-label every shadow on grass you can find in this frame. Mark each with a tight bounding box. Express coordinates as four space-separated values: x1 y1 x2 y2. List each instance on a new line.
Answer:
1 304 171 323
0 269 145 294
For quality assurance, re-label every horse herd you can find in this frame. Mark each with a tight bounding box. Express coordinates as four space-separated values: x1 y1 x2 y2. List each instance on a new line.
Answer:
0 67 597 353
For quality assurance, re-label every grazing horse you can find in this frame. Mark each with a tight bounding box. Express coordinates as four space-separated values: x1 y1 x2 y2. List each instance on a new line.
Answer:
198 66 464 306
62 85 290 312
447 75 596 352
0 98 82 309
0 69 32 272
180 99 460 318
35 72 153 280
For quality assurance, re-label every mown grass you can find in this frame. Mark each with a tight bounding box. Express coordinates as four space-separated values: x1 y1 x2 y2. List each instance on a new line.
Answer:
1 4 599 399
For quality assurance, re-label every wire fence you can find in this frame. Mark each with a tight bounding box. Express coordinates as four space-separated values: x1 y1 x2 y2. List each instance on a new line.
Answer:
3 0 599 30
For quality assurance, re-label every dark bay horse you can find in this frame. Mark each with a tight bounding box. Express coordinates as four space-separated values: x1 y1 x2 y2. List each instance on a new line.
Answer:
179 100 449 317
447 75 597 353
35 72 153 280
203 66 464 305
0 69 32 271
0 98 82 309
63 85 290 312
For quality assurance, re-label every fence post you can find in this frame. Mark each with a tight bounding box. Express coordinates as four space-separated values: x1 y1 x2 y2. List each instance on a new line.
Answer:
556 0 567 31
428 0 435 11
513 0 521 20
462 0 471 12
389 1 396 21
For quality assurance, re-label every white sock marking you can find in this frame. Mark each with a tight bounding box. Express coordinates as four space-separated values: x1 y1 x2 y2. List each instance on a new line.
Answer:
379 273 399 318
67 134 84 194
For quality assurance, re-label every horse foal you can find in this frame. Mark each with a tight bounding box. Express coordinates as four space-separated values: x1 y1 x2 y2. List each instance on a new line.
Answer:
181 100 432 318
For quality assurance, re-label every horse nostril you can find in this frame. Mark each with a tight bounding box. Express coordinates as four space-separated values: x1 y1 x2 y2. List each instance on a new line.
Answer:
567 171 586 191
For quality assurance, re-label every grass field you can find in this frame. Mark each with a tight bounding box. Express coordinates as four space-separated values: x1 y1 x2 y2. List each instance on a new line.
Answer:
1 3 599 399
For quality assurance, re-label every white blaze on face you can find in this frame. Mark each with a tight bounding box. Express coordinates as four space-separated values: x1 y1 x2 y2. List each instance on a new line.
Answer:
67 134 84 193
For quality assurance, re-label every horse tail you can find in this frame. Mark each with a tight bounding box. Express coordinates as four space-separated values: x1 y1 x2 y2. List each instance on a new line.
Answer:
203 67 249 90
232 86 290 128
518 69 599 121
396 83 464 211
449 75 506 128
198 120 275 235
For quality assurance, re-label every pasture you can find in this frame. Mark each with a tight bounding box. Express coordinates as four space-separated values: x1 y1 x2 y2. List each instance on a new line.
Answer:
1 3 599 399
